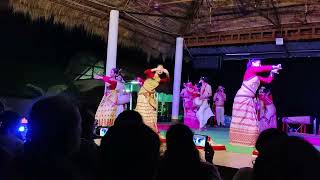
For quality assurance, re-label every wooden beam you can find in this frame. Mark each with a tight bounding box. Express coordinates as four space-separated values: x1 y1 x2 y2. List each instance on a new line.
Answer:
159 0 194 6
184 23 320 47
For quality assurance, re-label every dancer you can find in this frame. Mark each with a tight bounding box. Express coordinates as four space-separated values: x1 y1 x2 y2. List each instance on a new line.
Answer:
256 86 266 121
229 58 281 147
213 86 226 127
181 82 199 129
135 65 170 132
258 87 277 132
115 72 130 117
94 68 120 127
195 77 214 130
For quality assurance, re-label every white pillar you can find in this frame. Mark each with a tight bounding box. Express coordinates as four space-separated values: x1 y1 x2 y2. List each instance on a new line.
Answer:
171 37 184 121
105 10 119 75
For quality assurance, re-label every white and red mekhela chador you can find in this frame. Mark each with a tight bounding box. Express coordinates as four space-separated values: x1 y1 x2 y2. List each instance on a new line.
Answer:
229 66 274 146
115 80 130 117
181 86 199 129
135 69 169 132
258 93 277 132
95 76 118 127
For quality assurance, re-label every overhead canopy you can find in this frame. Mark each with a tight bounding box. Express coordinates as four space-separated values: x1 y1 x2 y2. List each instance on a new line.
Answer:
9 0 320 58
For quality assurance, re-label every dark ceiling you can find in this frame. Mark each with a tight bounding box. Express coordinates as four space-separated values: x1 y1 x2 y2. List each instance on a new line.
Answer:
190 41 320 66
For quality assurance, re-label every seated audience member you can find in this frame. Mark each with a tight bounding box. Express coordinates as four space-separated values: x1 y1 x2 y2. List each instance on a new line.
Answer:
114 110 144 127
232 167 253 180
255 128 288 155
157 124 222 180
0 146 13 176
72 104 99 180
0 111 24 156
7 96 83 180
253 136 320 180
99 121 160 180
0 101 4 113
233 128 287 180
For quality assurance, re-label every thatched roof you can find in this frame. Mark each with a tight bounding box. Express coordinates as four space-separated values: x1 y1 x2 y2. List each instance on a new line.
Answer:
9 0 320 58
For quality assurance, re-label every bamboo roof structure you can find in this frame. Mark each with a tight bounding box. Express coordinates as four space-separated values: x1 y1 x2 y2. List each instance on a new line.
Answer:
9 0 320 58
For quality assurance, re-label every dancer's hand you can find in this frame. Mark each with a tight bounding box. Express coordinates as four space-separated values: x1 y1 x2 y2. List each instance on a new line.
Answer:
163 69 169 75
271 69 280 74
273 64 282 70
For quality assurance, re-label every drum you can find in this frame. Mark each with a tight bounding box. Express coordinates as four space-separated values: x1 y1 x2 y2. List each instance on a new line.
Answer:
118 93 130 105
193 97 203 107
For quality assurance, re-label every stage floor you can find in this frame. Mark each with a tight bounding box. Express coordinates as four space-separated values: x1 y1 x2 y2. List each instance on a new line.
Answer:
158 123 320 169
94 123 320 169
158 124 256 168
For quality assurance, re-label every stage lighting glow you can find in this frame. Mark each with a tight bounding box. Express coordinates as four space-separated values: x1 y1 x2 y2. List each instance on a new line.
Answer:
18 126 25 132
21 117 28 124
130 80 140 84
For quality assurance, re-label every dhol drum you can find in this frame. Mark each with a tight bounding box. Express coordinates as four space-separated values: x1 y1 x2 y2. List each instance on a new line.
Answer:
193 97 203 107
117 93 130 105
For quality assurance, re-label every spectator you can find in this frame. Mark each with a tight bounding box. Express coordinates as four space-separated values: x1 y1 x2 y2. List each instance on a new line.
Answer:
0 111 24 156
79 104 96 140
72 104 99 180
253 136 320 180
233 128 287 180
232 167 253 180
99 122 160 180
114 110 144 127
7 96 83 180
0 146 13 176
0 101 4 113
255 128 287 155
157 123 222 180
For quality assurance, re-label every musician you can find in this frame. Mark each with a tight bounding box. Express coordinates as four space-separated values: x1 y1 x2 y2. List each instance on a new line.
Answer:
196 77 214 131
213 86 226 127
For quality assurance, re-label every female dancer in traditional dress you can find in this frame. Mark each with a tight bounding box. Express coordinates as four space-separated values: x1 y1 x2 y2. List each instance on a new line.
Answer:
256 86 266 121
258 87 277 132
229 58 281 146
135 65 170 132
94 68 120 127
115 72 130 117
181 82 199 129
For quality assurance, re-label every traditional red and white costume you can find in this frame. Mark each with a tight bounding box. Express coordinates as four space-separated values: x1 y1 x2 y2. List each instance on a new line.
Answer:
229 66 274 147
95 76 118 126
115 79 129 117
258 93 277 132
135 69 169 132
181 83 199 129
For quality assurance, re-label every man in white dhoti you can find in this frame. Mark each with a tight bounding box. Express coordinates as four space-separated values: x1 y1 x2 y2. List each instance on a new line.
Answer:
196 77 214 130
